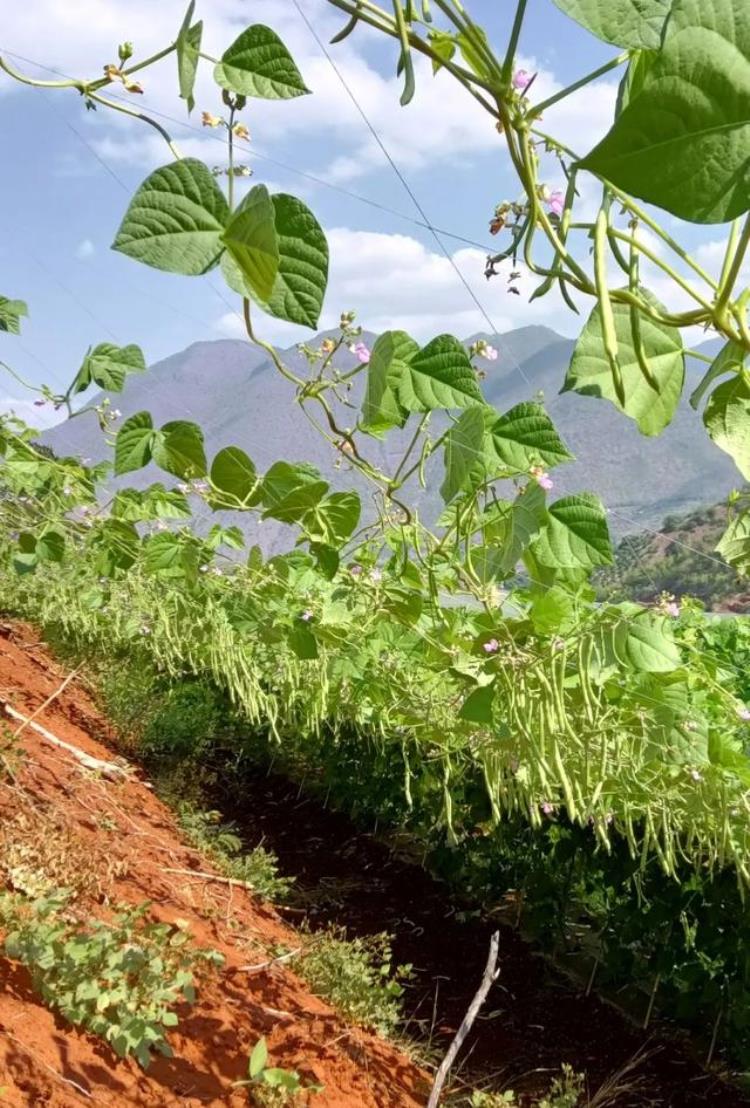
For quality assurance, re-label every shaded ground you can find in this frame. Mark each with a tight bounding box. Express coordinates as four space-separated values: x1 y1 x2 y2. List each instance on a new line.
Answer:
0 621 429 1107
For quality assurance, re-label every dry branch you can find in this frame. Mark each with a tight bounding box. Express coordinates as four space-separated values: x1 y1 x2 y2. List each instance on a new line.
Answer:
1 702 126 780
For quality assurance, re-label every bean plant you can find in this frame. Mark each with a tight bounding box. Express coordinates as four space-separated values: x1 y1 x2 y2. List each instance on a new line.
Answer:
1 2 750 933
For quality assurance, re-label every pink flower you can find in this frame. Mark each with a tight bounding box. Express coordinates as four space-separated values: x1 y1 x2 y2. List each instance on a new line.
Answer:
738 707 750 722
350 342 370 365
530 465 553 491
301 609 314 622
483 638 499 654
370 567 382 583
483 344 498 361
349 564 363 577
540 801 555 816
512 69 532 91
689 769 703 782
547 190 564 218
665 601 681 618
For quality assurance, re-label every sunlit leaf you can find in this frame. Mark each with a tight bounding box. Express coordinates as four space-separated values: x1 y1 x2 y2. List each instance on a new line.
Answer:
490 402 574 470
361 330 415 433
579 0 750 223
551 0 669 49
530 492 613 570
113 159 228 275
222 185 280 303
396 335 484 411
176 0 203 113
72 343 146 395
214 25 310 99
152 420 207 479
114 412 154 475
0 296 28 335
440 408 487 502
703 373 750 479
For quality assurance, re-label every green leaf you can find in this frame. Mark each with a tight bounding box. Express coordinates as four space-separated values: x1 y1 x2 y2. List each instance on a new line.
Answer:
249 1038 268 1079
483 483 548 575
153 421 207 479
490 402 574 470
176 1 203 113
225 193 328 329
427 30 457 74
214 25 310 99
0 296 28 335
456 27 492 79
529 586 575 635
222 185 280 303
114 412 154 475
703 373 750 479
36 529 65 563
690 340 747 410
143 533 190 577
551 0 669 49
310 542 339 580
459 682 495 723
261 461 328 523
210 446 259 505
113 485 191 521
92 519 140 574
612 612 682 672
440 408 487 502
361 331 416 433
304 491 361 546
530 492 613 570
716 509 750 575
112 159 229 275
615 48 656 116
72 343 146 394
563 291 684 435
288 622 318 660
578 0 750 223
396 335 484 412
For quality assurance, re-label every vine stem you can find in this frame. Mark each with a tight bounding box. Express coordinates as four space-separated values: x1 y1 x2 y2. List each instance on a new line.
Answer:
86 90 182 159
529 50 630 118
0 54 81 89
501 0 528 83
715 213 750 323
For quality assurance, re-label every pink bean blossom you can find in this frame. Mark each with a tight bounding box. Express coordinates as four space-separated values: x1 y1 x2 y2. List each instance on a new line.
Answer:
512 69 532 91
350 341 370 365
547 189 564 218
483 638 499 654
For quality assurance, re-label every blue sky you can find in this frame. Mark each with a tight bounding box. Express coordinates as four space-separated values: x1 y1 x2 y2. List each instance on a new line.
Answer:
0 0 733 427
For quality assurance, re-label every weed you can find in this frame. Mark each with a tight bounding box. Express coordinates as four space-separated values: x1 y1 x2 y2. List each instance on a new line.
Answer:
175 802 294 903
0 889 224 1067
0 808 115 900
296 925 411 1038
234 1036 323 1105
469 1065 584 1108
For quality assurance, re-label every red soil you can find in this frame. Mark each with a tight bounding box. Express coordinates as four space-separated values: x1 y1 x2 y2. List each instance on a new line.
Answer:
0 621 430 1107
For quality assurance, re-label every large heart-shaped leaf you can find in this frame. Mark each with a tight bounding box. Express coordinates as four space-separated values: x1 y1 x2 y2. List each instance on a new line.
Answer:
72 342 145 394
563 291 684 435
531 492 613 570
261 461 329 523
304 491 361 546
490 402 574 471
214 25 310 99
113 159 229 274
551 0 669 49
483 482 548 574
396 335 484 411
176 0 202 113
578 0 750 223
0 296 27 335
612 612 682 672
114 412 155 475
361 330 416 433
152 420 207 479
222 184 280 303
703 373 750 479
440 408 488 503
210 446 259 505
224 194 328 329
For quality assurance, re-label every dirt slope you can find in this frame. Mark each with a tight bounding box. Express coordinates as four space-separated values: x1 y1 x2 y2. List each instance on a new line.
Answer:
0 621 429 1107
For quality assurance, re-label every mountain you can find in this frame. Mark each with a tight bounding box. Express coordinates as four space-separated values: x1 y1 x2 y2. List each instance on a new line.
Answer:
40 325 741 551
595 499 750 613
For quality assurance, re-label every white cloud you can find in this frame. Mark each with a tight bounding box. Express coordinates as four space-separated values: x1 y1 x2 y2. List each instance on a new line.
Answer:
215 224 581 346
76 238 95 260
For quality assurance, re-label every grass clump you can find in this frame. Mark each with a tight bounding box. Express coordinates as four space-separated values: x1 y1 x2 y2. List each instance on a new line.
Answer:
297 924 411 1037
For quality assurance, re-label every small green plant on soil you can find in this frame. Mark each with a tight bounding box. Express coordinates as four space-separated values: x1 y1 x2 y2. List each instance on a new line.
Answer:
176 802 294 903
0 888 224 1067
233 1037 323 1105
297 925 411 1038
470 1065 584 1107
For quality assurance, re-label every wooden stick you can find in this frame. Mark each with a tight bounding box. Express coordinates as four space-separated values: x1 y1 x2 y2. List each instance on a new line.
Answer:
238 946 303 973
163 866 258 891
427 931 500 1108
11 664 83 738
2 703 126 780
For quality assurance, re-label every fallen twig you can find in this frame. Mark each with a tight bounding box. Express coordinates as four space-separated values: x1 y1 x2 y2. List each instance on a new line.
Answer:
238 946 303 973
427 930 500 1108
11 664 83 738
1 703 126 780
163 866 258 891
